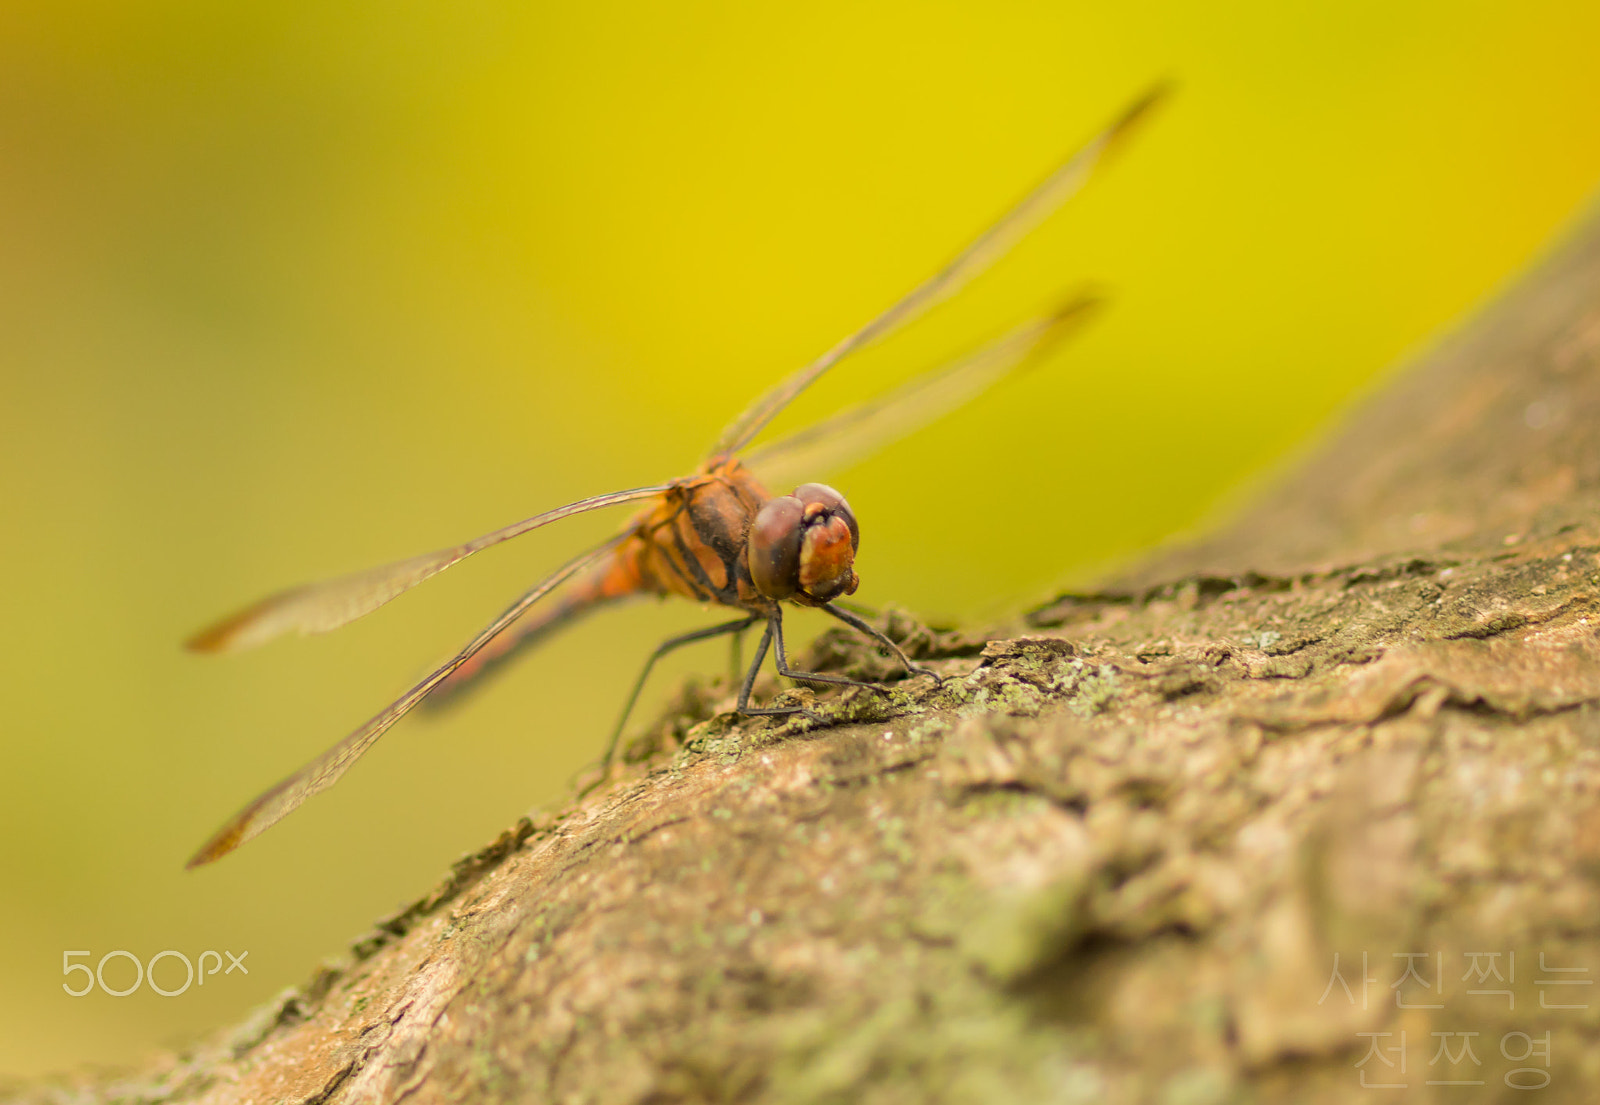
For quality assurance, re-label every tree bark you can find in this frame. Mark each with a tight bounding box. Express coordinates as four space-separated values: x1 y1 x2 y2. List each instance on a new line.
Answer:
13 200 1600 1105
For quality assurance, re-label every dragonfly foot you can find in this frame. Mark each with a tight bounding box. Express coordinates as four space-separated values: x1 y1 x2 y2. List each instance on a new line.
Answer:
739 703 828 728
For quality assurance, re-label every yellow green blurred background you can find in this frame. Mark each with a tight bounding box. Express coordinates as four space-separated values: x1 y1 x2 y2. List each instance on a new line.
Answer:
4 0 1600 1079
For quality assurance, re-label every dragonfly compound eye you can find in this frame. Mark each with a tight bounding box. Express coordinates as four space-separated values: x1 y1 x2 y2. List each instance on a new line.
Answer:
793 483 859 549
748 496 806 600
747 486 860 604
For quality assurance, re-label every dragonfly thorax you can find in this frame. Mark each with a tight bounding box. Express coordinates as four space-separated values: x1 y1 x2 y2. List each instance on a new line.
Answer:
748 482 860 606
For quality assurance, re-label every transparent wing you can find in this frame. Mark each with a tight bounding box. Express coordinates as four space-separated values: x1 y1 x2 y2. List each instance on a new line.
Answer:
421 588 641 710
186 536 624 867
424 549 647 707
744 293 1101 491
185 485 669 654
709 83 1167 459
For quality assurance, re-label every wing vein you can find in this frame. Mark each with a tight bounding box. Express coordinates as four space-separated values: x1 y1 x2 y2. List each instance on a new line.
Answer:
709 83 1166 458
186 485 670 653
186 535 627 867
744 292 1101 489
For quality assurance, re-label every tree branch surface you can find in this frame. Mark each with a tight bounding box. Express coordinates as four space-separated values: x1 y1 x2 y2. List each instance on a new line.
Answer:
13 202 1600 1105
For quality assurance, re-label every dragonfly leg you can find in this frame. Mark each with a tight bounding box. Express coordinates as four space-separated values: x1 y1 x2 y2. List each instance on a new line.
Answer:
597 614 761 773
820 603 944 683
769 607 896 699
734 615 828 724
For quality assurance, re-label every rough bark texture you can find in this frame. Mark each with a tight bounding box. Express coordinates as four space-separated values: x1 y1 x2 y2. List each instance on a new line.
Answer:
13 201 1600 1105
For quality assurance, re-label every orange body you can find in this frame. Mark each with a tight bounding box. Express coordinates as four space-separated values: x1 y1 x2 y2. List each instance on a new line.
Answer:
606 456 777 611
434 457 774 696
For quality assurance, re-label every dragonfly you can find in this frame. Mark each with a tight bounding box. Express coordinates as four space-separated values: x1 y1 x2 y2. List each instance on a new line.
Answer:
184 85 1166 868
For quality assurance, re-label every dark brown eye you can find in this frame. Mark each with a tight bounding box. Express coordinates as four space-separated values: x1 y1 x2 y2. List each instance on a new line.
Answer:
792 483 858 550
747 495 804 599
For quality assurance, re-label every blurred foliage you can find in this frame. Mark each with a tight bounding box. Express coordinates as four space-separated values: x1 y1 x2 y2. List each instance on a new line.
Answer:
2 0 1599 1078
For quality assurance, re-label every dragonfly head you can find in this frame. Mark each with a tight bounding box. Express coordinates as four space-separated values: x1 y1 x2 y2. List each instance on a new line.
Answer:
748 483 859 606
